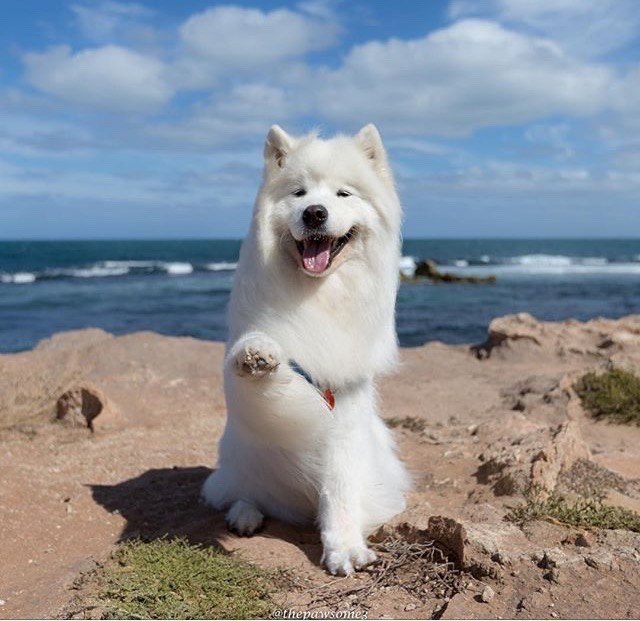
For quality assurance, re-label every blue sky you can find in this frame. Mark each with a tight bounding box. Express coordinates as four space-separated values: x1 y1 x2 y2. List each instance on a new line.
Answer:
1 0 640 238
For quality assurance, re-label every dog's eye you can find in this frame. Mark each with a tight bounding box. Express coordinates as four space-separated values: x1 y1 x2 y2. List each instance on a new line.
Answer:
336 189 351 197
292 189 307 197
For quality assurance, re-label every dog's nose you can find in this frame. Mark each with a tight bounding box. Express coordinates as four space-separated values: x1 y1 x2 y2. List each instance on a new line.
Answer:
302 204 328 228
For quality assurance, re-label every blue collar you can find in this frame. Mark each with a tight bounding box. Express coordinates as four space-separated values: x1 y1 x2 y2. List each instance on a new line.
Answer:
288 359 316 387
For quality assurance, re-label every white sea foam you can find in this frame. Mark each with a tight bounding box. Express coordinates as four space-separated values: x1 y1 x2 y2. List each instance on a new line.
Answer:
205 261 238 271
71 266 130 278
454 261 640 276
1 272 36 284
399 256 417 277
101 260 156 269
453 259 469 267
510 254 573 266
164 262 193 275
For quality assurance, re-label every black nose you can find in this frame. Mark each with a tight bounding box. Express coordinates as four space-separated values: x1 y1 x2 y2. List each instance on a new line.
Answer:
302 204 328 229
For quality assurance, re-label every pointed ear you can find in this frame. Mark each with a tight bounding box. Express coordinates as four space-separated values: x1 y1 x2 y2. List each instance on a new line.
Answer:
355 123 387 168
264 125 293 169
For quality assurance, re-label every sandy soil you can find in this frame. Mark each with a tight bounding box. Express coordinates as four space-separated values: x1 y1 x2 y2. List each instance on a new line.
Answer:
1 314 640 619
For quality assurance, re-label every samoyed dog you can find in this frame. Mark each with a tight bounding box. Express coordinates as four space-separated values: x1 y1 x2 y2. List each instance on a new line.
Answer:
201 124 410 575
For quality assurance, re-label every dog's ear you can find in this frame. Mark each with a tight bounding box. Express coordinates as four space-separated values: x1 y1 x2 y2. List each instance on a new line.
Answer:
264 125 293 169
355 124 388 172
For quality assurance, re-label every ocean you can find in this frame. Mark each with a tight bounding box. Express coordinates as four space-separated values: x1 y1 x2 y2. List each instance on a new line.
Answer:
1 239 639 353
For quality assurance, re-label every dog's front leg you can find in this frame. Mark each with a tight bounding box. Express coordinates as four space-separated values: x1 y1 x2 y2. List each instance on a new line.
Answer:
228 331 283 378
319 425 377 576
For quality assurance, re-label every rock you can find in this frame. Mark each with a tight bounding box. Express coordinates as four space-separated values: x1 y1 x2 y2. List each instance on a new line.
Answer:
574 533 593 548
472 312 640 363
427 515 466 565
537 548 581 569
411 259 496 284
404 603 417 611
545 568 561 584
35 328 113 352
55 384 122 432
472 313 543 359
480 585 495 603
476 416 589 498
56 386 104 429
530 421 591 497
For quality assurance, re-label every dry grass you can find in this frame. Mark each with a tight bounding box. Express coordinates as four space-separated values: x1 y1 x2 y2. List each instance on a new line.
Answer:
290 535 463 615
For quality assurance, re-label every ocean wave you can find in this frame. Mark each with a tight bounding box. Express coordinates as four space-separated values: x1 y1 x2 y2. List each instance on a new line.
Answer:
164 262 193 275
508 254 609 267
205 261 238 272
69 266 130 278
452 262 640 276
0 259 218 284
0 272 37 284
399 256 417 277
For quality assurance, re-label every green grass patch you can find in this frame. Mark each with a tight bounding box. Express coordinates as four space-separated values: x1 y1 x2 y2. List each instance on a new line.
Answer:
575 367 640 425
90 538 274 619
506 492 640 533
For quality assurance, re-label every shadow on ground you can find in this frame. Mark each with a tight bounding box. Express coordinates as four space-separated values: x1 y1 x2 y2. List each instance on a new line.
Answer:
90 466 322 565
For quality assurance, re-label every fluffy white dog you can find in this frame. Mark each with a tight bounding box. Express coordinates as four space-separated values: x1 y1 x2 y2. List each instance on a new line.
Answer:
202 124 410 575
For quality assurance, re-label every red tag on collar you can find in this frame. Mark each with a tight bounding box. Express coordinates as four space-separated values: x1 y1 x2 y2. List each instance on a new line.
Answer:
323 388 335 410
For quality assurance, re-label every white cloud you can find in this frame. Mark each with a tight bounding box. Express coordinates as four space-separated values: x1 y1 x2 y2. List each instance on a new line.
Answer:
311 19 611 136
449 0 640 58
179 5 339 69
23 45 172 113
71 1 154 42
148 82 298 149
166 5 340 90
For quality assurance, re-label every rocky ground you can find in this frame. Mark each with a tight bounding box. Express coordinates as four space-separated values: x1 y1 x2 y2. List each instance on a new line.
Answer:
1 314 640 619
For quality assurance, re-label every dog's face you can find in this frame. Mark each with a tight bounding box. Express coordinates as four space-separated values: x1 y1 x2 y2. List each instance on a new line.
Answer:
259 125 400 278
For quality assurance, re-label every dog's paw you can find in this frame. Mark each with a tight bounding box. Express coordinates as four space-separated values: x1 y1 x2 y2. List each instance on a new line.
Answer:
226 500 264 536
322 543 377 576
233 334 281 378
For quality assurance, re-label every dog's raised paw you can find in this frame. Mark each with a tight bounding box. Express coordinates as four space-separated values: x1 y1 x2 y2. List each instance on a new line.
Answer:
233 334 281 378
323 544 377 576
226 500 264 536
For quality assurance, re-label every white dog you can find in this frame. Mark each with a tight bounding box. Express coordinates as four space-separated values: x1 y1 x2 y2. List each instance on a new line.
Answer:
201 124 410 575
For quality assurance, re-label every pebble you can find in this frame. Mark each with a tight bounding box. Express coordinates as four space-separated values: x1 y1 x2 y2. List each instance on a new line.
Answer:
404 603 417 612
0 600 5 606
575 533 592 548
481 585 495 603
545 568 561 584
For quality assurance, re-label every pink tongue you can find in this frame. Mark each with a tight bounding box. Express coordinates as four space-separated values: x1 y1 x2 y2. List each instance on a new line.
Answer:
302 238 332 273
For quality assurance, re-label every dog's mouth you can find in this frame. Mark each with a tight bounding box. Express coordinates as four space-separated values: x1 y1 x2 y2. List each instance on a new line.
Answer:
295 227 357 275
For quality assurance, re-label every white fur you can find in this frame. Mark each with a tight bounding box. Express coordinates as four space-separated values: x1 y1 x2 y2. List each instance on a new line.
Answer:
201 124 410 575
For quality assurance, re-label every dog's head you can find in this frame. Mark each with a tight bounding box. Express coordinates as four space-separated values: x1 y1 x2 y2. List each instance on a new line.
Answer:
257 124 401 278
